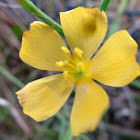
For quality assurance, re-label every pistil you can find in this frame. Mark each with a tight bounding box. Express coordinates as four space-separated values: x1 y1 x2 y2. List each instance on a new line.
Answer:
56 46 87 80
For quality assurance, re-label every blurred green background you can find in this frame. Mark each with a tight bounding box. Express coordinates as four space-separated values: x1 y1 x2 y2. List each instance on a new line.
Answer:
0 0 140 140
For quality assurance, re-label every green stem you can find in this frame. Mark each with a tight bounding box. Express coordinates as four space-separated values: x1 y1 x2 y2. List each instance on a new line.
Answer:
16 0 63 35
0 66 25 88
100 0 111 11
63 124 72 140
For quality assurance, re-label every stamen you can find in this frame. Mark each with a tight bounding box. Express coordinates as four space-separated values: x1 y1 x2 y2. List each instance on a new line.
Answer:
81 57 86 63
61 46 70 53
61 46 76 64
74 47 83 58
56 60 69 67
64 53 76 64
67 63 79 71
63 72 76 81
56 61 64 67
63 71 68 79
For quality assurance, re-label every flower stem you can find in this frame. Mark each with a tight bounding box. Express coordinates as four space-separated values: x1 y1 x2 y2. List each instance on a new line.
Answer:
16 0 64 35
63 124 72 140
100 0 111 11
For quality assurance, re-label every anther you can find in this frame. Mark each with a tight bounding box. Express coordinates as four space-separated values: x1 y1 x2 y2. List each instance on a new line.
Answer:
61 46 70 53
74 47 83 58
56 60 69 67
56 61 64 67
63 71 68 79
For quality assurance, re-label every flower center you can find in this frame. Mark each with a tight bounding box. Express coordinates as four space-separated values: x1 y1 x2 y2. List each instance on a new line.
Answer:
56 47 88 81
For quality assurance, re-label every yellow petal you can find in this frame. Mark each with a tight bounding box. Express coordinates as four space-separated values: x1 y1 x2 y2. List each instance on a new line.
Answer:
88 30 140 87
16 74 75 121
20 21 67 71
60 7 107 61
71 78 109 136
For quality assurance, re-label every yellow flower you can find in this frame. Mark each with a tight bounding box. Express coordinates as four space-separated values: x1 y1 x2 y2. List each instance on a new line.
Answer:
16 7 140 136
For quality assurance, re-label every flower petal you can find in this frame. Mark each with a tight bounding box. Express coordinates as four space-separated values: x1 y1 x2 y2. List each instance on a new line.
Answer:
20 21 67 71
60 7 107 61
71 78 109 136
88 30 140 87
16 74 75 121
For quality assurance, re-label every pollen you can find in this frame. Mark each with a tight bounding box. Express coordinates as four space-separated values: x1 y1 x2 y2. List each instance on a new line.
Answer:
56 60 69 67
56 61 64 67
74 47 83 58
61 46 70 53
